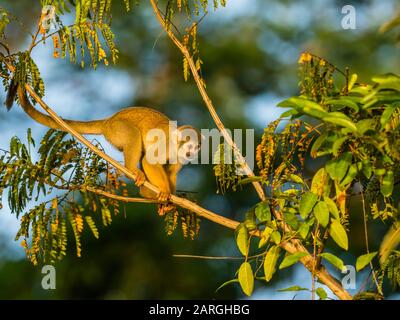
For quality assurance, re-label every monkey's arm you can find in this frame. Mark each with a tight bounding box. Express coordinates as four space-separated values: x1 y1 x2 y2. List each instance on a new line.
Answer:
140 157 171 202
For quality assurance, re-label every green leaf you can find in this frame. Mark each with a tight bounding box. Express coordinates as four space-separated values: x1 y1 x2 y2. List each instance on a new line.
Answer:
319 252 345 271
325 152 352 182
332 136 349 157
298 223 310 239
283 210 300 230
264 245 281 282
235 224 249 256
310 132 328 158
27 128 35 148
356 252 378 271
322 116 358 132
271 231 281 245
381 170 394 197
356 119 376 135
215 279 239 293
314 201 329 228
258 226 273 248
237 176 264 186
348 73 358 91
289 174 304 185
85 216 99 239
379 226 400 264
278 97 328 119
280 109 299 118
323 197 339 219
255 201 271 223
326 97 359 113
340 163 358 187
311 168 330 197
375 168 386 176
380 105 396 127
299 192 318 219
329 219 349 250
238 262 254 296
279 252 308 269
277 285 309 292
361 159 372 179
372 73 400 91
316 287 328 300
244 210 257 230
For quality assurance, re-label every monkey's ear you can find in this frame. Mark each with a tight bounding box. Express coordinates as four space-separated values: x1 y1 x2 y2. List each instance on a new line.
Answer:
177 125 201 142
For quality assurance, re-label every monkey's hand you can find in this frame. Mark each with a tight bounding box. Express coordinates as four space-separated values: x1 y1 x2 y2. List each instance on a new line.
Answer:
139 184 171 202
133 169 146 187
157 188 171 202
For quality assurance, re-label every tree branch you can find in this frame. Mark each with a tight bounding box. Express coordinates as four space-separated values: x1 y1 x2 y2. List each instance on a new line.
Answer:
148 0 352 300
149 0 266 201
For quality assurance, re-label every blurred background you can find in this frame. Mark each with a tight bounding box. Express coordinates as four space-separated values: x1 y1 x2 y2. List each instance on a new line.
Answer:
0 0 399 299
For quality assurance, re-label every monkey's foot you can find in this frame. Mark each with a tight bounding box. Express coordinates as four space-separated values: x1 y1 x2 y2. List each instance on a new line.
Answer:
157 191 170 202
157 203 175 216
133 169 146 187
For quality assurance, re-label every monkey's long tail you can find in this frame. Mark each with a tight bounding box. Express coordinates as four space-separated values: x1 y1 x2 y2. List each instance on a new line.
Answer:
13 86 104 135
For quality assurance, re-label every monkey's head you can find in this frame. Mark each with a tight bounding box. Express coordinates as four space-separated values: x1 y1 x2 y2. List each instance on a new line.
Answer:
176 125 203 164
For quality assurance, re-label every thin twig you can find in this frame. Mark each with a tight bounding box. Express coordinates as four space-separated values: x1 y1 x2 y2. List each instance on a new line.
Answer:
28 15 42 54
149 0 265 201
360 186 383 295
173 252 267 260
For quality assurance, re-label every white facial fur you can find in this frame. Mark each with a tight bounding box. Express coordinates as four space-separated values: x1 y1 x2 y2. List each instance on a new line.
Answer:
176 126 202 164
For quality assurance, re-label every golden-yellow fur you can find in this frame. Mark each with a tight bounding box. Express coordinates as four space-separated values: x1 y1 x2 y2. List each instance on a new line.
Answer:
9 86 200 202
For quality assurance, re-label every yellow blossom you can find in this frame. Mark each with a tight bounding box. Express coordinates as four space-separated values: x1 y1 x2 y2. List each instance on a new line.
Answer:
298 52 312 64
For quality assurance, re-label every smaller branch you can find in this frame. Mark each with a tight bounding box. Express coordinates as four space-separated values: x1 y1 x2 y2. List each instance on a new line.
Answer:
173 254 244 260
28 16 43 54
0 42 10 56
187 12 208 34
84 186 160 204
360 187 383 295
149 0 266 201
173 252 266 260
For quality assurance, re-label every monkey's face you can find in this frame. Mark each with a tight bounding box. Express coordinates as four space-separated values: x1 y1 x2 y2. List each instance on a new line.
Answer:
179 140 201 163
177 125 202 164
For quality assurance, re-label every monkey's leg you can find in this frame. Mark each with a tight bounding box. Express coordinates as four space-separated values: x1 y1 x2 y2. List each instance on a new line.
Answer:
140 157 171 202
150 163 182 216
166 163 182 194
118 127 146 187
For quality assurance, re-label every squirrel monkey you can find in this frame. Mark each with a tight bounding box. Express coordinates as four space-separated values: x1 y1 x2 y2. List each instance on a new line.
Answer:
5 84 202 203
